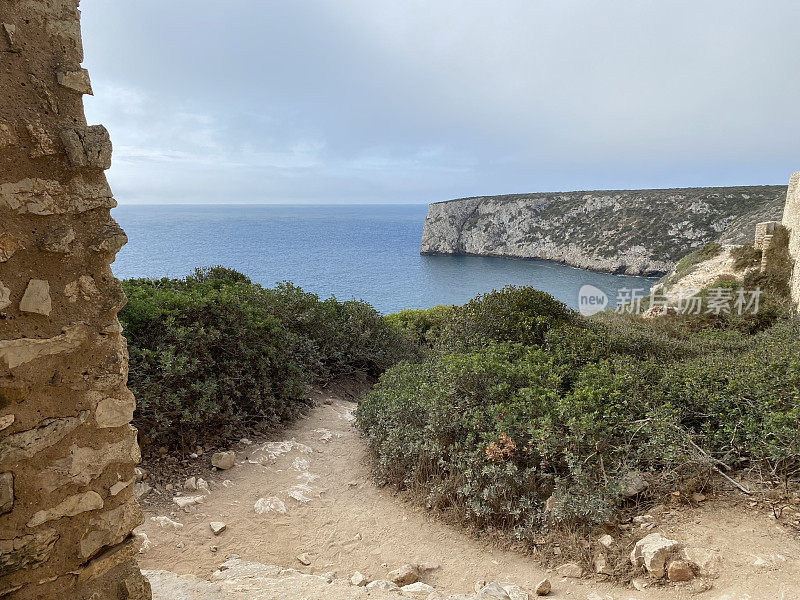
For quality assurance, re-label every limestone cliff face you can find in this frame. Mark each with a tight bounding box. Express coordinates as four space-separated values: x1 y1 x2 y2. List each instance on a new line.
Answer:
421 186 787 276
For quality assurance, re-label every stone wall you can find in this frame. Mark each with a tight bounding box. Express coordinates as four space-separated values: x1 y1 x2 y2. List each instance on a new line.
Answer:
753 220 780 251
781 172 800 306
0 1 150 599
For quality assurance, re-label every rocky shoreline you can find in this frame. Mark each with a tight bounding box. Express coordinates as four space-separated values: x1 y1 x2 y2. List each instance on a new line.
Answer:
420 186 787 276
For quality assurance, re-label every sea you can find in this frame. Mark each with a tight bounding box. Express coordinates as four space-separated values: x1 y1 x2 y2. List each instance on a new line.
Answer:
111 204 656 315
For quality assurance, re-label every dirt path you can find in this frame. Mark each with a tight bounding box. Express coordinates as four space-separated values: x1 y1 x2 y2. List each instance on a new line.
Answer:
136 394 800 599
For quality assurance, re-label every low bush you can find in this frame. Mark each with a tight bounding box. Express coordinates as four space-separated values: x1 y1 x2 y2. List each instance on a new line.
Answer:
384 305 457 347
356 275 800 544
121 269 419 449
731 244 762 271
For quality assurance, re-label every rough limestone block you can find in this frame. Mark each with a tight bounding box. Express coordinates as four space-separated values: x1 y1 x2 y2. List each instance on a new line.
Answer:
0 233 24 262
61 125 112 169
0 177 116 215
0 530 59 578
2 23 19 52
19 279 51 316
57 67 93 95
95 392 136 428
25 122 57 158
0 414 13 431
0 282 10 310
39 427 141 491
0 411 88 464
0 472 13 514
90 221 128 254
79 498 143 558
781 172 800 306
64 275 99 303
0 324 88 371
0 122 17 148
26 490 104 528
40 226 75 253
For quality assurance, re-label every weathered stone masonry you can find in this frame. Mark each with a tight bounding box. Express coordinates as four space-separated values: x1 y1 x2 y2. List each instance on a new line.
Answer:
0 1 150 599
781 172 800 306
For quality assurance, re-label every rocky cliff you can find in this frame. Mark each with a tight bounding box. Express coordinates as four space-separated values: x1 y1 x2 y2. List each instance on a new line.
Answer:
420 186 787 276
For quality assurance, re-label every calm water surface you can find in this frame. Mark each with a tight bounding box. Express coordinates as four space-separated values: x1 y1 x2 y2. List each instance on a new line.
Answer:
112 204 655 314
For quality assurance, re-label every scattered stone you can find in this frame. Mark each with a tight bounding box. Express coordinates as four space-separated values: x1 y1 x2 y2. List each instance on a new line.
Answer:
476 582 511 599
388 563 419 586
322 571 336 583
134 467 147 481
350 571 368 586
57 68 93 94
503 584 532 600
134 482 152 500
620 472 649 497
184 476 197 490
681 547 722 578
667 560 694 582
593 552 612 575
26 490 103 527
60 125 112 169
211 450 236 470
254 497 287 514
534 578 551 596
210 545 218 553
0 472 13 514
597 534 614 549
296 552 311 565
631 578 649 591
19 279 51 316
150 516 183 529
172 495 204 510
176 541 184 548
556 562 584 578
367 580 400 591
630 533 682 578
418 562 441 572
402 582 436 595
196 477 211 495
632 514 654 525
135 531 151 553
210 522 227 536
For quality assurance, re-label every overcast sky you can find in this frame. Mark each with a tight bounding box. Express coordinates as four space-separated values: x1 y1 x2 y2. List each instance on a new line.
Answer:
82 1 800 205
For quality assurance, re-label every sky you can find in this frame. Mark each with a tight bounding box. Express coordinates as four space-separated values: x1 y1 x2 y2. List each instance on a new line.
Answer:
81 0 800 205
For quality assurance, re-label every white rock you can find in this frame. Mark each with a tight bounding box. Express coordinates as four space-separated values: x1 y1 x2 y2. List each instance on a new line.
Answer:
196 477 211 495
534 579 551 596
350 571 368 586
367 580 400 591
401 582 436 596
296 552 311 565
172 495 204 509
630 533 682 578
556 562 584 578
0 414 14 431
19 279 51 316
0 282 10 310
209 521 227 536
57 68 93 94
597 534 614 548
476 582 511 599
254 496 287 514
135 531 151 553
109 478 134 496
150 516 183 529
134 482 152 500
94 391 135 428
0 324 88 371
211 451 236 470
184 476 197 490
503 584 531 600
388 564 419 586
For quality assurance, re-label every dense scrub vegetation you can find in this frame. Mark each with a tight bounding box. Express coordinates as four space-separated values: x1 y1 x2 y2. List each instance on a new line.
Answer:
121 267 419 450
356 238 798 541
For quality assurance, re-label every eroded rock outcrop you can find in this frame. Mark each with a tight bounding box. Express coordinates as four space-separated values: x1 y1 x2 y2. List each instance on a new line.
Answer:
0 1 150 598
420 186 787 276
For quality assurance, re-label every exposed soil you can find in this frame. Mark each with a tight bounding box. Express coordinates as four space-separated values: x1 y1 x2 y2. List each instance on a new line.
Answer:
136 389 800 599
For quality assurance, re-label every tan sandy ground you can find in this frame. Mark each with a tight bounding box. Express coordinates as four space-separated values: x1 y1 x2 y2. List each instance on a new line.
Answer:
136 393 800 600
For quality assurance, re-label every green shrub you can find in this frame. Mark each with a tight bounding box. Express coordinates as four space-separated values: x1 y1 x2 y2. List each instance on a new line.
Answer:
121 270 420 449
384 305 457 347
731 245 762 271
435 286 577 351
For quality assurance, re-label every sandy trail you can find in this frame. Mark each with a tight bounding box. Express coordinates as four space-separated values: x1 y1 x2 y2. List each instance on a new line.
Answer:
137 394 800 599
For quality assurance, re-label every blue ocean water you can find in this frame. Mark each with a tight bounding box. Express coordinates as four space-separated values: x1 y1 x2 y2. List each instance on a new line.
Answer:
111 204 655 314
